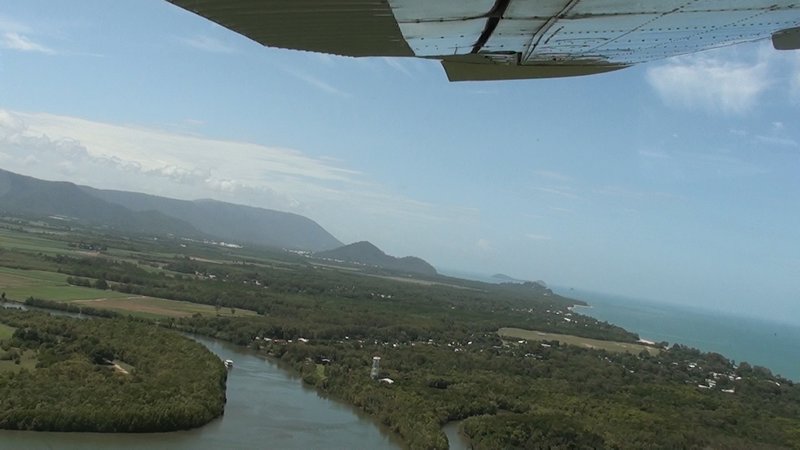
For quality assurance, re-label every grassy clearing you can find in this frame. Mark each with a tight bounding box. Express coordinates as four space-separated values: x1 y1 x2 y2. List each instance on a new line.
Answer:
0 267 128 302
0 349 38 373
73 296 257 319
498 327 661 356
0 323 15 341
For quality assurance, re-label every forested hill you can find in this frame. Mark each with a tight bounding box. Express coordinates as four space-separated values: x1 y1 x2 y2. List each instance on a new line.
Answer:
0 169 202 237
83 188 343 252
314 241 438 276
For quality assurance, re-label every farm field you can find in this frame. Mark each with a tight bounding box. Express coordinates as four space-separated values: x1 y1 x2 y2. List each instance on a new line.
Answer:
0 234 258 319
498 327 661 356
0 228 76 255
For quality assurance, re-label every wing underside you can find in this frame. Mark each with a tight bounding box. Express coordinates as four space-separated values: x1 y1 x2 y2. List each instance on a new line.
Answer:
168 0 800 81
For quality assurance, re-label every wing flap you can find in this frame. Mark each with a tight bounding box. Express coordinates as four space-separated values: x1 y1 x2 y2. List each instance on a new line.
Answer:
441 56 626 81
773 26 800 50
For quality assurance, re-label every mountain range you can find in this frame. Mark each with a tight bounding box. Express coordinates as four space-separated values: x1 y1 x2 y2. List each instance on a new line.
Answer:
82 187 342 251
0 168 340 251
0 169 438 276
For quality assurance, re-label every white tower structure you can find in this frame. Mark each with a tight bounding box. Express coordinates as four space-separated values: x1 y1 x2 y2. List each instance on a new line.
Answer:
370 356 381 379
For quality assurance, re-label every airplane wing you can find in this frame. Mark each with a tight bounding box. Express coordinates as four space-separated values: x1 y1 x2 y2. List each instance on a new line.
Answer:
167 0 800 81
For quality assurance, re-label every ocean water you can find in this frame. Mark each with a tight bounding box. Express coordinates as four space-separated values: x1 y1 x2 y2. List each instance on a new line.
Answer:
557 288 800 381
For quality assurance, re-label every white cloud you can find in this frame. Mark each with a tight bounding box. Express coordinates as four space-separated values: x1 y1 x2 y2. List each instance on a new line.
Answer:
179 35 236 53
648 42 800 113
2 32 54 54
0 109 474 250
647 54 768 114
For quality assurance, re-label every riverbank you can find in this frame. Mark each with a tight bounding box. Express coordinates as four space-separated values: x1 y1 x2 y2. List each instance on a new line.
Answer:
0 330 401 449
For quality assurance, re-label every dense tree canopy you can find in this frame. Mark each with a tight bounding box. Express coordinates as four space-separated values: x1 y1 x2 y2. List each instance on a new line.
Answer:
0 309 226 432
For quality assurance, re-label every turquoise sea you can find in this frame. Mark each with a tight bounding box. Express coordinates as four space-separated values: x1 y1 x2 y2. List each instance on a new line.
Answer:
555 288 800 381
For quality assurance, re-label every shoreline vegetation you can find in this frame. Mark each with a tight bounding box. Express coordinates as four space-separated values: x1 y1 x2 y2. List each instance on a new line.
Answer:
0 220 799 448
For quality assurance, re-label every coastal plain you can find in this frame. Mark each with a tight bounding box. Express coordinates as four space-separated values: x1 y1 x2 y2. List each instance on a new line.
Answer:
0 219 799 449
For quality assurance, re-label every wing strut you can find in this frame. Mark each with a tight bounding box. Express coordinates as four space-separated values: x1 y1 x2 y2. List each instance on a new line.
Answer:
471 0 511 54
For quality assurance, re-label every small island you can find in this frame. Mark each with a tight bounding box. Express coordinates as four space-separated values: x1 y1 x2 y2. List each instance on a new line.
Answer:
0 309 227 432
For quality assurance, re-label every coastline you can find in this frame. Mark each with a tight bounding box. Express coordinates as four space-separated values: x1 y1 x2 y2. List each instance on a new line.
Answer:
560 288 800 381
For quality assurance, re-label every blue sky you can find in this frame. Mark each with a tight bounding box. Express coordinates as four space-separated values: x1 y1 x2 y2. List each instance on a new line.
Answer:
1 1 799 323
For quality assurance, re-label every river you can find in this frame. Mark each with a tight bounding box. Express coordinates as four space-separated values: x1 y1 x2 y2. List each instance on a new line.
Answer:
0 326 401 449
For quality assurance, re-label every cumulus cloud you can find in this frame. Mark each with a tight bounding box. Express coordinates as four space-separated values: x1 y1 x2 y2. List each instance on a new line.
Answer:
646 49 771 114
648 42 800 113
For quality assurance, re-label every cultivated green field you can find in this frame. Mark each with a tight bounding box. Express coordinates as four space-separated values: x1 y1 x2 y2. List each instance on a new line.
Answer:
0 248 257 318
498 327 661 356
0 266 129 302
0 228 75 254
